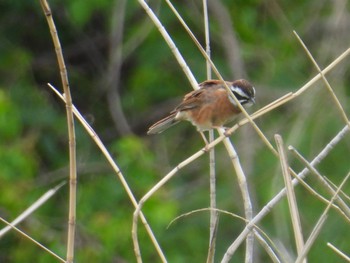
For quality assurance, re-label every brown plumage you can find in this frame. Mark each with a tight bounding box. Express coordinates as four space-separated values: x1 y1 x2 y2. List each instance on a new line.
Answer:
147 79 255 134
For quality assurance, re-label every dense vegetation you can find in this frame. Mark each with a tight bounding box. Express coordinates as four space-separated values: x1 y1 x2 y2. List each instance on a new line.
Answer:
0 0 349 262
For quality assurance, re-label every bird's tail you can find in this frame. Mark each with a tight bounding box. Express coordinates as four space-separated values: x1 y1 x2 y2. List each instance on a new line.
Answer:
147 113 179 134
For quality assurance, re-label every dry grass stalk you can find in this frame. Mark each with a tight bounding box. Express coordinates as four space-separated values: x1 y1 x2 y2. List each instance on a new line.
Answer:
0 217 65 262
275 135 305 262
39 1 77 262
202 1 219 262
295 172 350 263
220 135 254 263
289 146 350 220
293 31 350 129
138 0 198 90
0 182 65 238
327 242 350 261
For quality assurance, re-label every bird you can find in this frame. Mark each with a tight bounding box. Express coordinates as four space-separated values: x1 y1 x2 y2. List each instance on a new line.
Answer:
147 79 255 135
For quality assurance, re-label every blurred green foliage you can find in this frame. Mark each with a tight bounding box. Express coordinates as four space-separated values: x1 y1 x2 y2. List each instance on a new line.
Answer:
0 0 349 262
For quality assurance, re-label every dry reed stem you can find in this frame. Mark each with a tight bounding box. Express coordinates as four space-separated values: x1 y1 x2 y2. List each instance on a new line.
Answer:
138 0 198 90
207 129 219 263
48 84 167 263
324 177 350 202
289 146 350 220
293 31 350 129
295 216 327 263
202 1 219 262
278 156 350 223
0 181 65 238
295 172 350 263
254 229 281 263
39 1 77 262
327 242 350 261
220 134 254 263
275 135 305 262
0 217 65 262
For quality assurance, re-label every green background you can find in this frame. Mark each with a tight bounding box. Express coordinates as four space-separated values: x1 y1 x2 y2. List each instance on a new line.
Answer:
0 0 349 262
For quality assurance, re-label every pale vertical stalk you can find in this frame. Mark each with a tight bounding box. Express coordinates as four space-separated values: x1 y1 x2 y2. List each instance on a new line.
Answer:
220 135 254 263
208 128 218 263
39 1 77 262
275 135 305 262
203 1 219 262
203 0 212 79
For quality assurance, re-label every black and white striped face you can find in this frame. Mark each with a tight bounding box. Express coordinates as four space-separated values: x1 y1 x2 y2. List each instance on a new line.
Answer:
229 79 256 107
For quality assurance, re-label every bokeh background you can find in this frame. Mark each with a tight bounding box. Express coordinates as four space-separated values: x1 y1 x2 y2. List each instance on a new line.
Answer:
0 0 349 262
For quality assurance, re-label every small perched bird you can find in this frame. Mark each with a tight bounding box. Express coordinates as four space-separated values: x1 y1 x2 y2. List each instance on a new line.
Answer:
147 79 256 134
